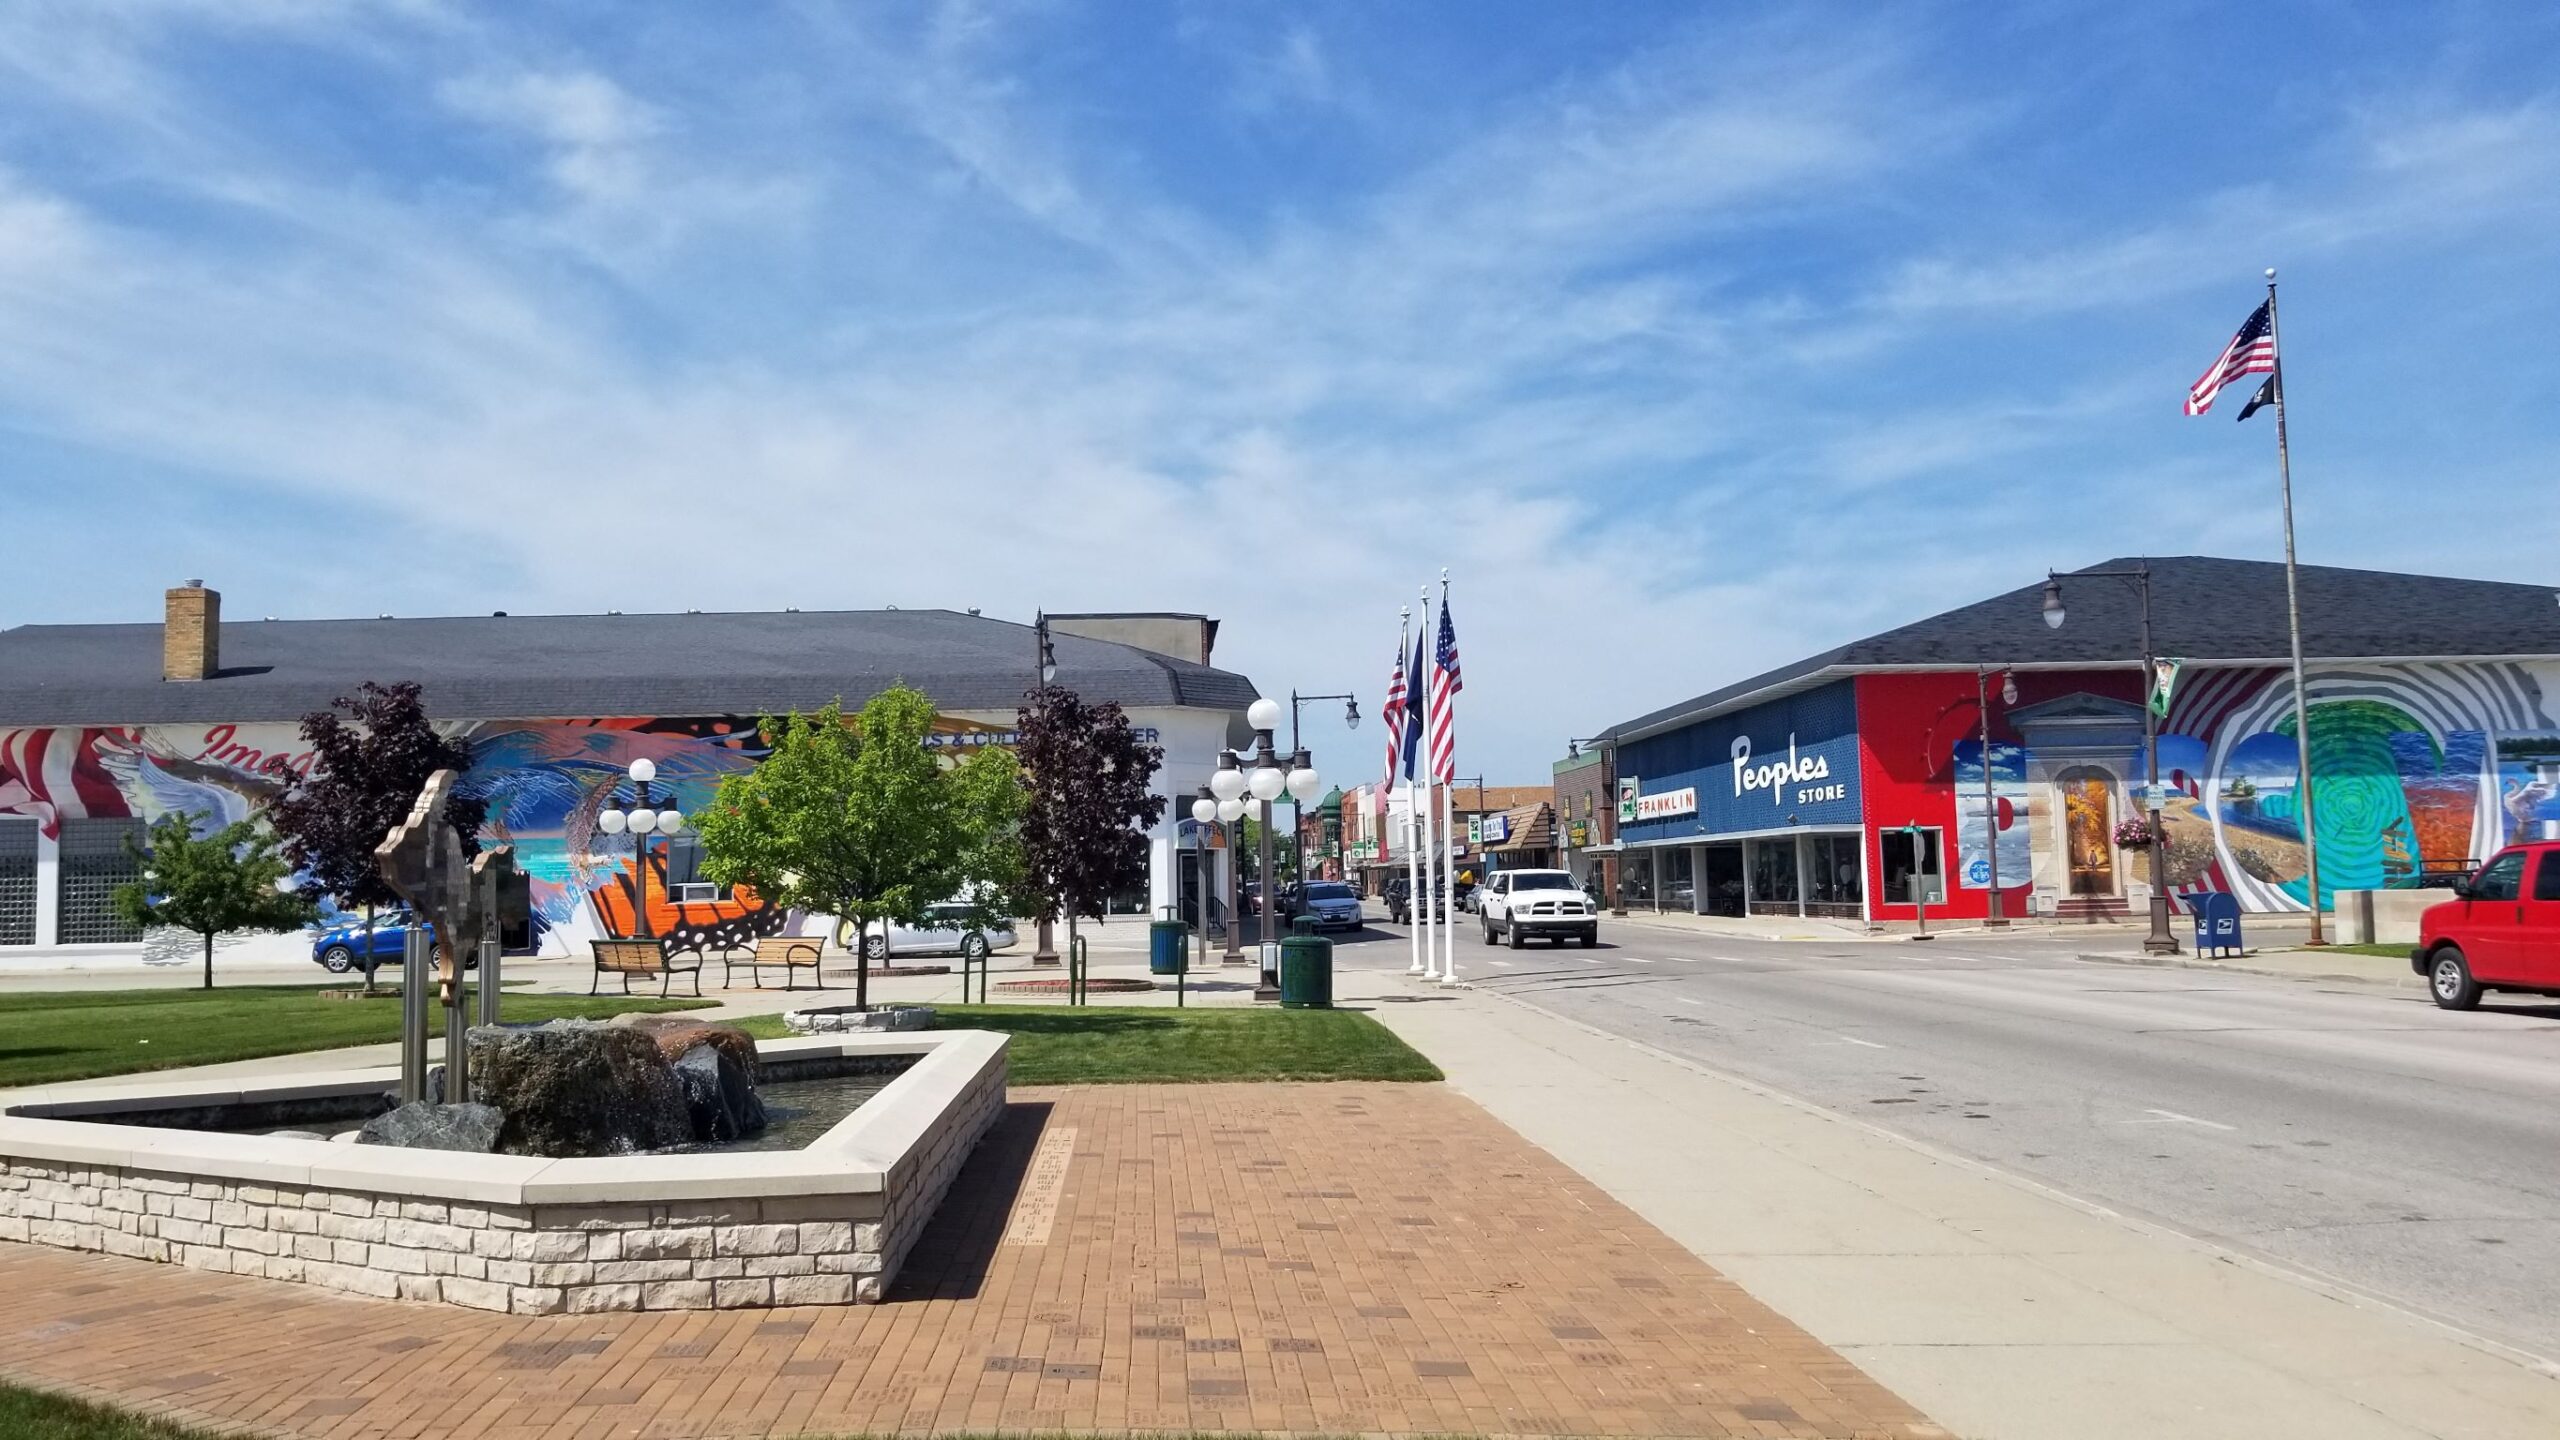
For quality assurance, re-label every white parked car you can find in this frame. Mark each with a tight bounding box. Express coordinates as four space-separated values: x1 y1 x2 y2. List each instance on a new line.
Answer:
834 903 1018 962
1477 869 1599 949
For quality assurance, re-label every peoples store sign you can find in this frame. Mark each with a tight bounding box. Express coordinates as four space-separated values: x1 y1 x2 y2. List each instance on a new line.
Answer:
1620 728 1863 835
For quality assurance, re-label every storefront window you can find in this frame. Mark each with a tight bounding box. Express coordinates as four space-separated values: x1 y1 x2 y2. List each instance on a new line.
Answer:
1620 852 1656 908
1662 847 1695 911
1747 839 1799 916
1879 828 1946 907
1805 835 1863 918
1703 844 1745 916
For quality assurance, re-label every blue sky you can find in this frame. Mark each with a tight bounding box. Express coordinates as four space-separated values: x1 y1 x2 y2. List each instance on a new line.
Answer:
2 2 2556 779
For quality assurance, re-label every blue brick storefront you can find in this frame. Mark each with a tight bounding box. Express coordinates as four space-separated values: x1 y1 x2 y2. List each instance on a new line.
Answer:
1612 679 1868 918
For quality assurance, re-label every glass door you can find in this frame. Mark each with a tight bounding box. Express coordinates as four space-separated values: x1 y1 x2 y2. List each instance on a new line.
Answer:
2060 770 2118 896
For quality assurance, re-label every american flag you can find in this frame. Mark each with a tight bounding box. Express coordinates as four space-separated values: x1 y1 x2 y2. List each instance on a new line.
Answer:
1379 636 1407 813
1403 618 1429 783
1428 598 1461 782
2184 300 2275 416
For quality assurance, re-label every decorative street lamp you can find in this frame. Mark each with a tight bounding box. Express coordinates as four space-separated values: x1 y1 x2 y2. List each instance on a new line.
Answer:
1976 666 2019 927
2041 565 2179 955
1214 697 1317 1001
1288 691 1359 886
1210 750 1249 963
594 757 684 941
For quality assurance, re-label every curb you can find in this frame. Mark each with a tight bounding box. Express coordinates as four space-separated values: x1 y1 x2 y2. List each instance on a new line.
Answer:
2070 948 2423 990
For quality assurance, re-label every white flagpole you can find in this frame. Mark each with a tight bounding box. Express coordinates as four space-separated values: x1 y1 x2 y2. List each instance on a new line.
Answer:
1438 774 1459 985
1413 590 1440 980
1392 606 1425 978
1437 571 1461 987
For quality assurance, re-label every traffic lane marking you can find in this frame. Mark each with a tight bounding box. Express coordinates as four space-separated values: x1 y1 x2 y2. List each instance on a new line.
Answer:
2114 1108 2238 1132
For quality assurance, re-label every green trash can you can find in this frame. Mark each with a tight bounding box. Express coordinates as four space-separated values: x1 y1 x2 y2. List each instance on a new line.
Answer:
1278 915 1333 1008
1149 918 1191 976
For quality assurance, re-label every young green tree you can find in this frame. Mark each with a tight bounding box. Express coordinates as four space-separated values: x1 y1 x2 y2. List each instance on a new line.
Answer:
691 688 1025 1010
113 812 318 990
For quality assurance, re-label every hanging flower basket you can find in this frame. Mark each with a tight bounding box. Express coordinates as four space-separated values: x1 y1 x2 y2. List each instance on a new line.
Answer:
2112 817 2158 849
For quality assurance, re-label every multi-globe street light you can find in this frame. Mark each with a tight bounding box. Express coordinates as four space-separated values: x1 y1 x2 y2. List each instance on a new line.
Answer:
594 757 683 941
1209 697 1320 1001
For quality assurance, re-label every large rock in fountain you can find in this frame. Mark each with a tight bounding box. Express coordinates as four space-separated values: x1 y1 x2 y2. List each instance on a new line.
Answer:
356 1101 503 1152
623 1017 767 1143
669 1043 766 1143
466 1021 693 1157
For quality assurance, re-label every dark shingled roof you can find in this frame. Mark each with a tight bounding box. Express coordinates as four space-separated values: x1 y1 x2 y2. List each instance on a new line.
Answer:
1604 556 2560 744
0 608 1261 727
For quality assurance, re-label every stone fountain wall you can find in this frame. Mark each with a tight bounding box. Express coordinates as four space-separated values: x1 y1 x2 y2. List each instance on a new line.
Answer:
0 1031 1005 1313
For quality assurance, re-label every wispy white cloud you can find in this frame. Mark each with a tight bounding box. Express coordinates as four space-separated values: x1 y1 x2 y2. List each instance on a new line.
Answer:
439 68 659 202
0 6 2556 775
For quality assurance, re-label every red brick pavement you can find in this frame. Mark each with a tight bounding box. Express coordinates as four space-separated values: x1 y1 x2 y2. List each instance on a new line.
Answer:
0 1083 1942 1438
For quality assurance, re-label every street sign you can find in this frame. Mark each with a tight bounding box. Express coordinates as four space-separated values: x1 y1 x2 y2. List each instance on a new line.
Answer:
2192 892 2243 957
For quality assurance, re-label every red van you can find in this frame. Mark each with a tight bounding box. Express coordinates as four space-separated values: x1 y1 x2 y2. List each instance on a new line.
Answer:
2412 840 2560 1009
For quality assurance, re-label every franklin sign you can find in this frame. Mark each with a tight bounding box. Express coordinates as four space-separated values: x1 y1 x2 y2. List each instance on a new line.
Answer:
1731 733 1845 808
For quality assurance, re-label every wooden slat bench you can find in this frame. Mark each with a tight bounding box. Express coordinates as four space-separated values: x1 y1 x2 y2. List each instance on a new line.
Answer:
721 936 824 990
589 937 703 998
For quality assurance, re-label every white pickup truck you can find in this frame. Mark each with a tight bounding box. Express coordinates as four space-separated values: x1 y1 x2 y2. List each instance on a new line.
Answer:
1477 868 1600 948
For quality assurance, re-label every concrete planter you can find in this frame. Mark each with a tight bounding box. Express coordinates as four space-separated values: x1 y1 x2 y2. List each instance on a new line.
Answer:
0 1031 1004 1313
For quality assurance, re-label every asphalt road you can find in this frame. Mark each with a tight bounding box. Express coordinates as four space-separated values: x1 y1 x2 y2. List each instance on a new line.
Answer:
1343 917 2560 1362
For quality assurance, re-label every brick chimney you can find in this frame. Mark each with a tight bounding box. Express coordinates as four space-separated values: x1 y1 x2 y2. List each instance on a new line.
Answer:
163 580 220 682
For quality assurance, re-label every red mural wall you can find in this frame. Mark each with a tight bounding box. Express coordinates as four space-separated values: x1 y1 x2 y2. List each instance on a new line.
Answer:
1855 670 2142 921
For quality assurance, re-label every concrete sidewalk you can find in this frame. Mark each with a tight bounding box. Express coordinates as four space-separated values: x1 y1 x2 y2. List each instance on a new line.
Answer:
1337 962 2560 1440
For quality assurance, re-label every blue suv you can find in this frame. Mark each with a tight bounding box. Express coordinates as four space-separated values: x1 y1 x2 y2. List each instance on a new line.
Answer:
310 912 470 974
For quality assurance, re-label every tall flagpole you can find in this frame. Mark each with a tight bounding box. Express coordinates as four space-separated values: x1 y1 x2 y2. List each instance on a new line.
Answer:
1414 589 1440 980
2266 268 2327 945
1394 607 1425 977
1437 570 1461 988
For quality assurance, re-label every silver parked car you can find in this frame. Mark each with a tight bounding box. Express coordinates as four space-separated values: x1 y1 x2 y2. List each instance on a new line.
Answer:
836 903 1018 962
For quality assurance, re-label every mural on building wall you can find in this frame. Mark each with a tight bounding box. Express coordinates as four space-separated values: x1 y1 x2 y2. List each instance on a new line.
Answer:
0 710 1041 952
1868 662 2560 918
1949 739 2030 890
453 718 783 954
1923 662 2560 913
2151 663 2549 911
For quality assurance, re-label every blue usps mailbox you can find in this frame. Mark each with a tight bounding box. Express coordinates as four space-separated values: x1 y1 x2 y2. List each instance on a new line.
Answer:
2192 892 2243 958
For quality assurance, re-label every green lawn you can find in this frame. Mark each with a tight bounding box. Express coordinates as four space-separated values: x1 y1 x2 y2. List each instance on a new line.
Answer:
0 985 713 1089
734 1003 1441 1084
2297 942 2414 959
0 1384 211 1439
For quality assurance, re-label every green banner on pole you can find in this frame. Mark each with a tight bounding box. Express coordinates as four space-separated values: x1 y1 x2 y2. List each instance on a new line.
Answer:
2149 657 2183 718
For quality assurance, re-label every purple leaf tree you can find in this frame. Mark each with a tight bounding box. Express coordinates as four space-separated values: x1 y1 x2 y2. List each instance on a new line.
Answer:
1015 687 1167 959
267 681 485 988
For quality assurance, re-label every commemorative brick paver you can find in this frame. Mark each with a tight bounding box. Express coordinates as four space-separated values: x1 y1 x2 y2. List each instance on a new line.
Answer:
0 1082 1941 1438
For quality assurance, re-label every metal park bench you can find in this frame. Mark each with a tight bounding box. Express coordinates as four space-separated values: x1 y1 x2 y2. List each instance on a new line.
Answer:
588 937 703 998
720 935 824 990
